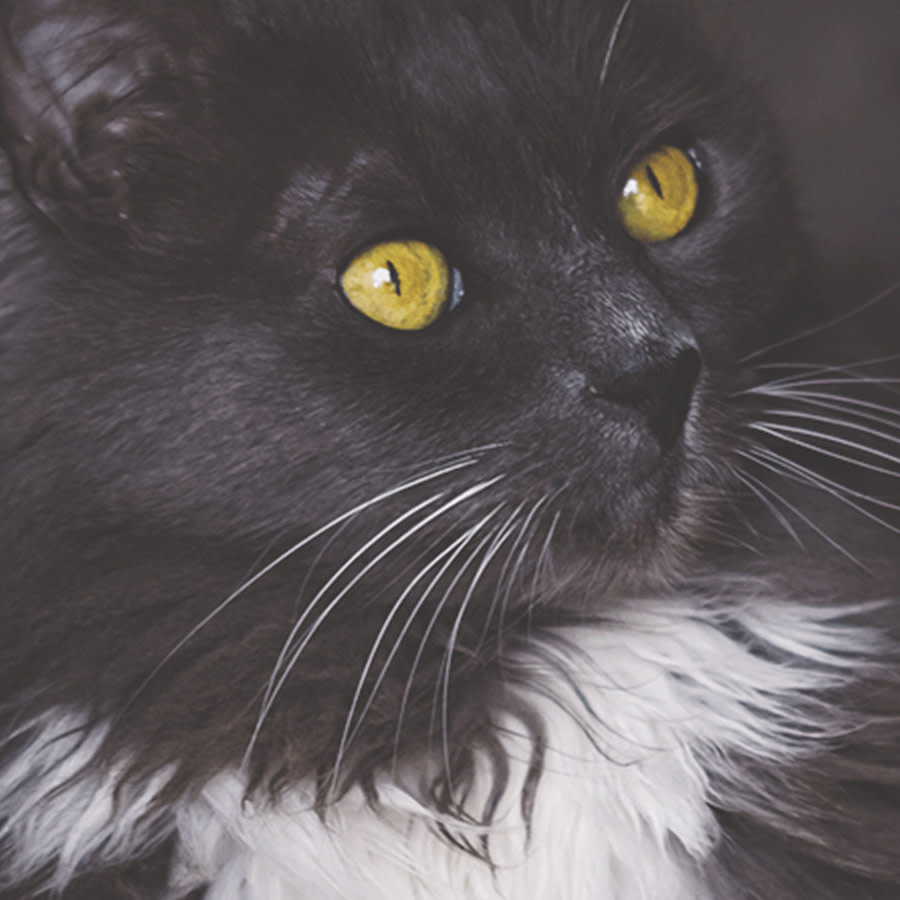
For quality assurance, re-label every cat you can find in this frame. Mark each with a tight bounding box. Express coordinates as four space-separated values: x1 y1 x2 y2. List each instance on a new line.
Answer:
1 0 899 897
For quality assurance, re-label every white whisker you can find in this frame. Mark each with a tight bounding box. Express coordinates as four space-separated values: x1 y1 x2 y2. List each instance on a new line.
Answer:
438 509 520 782
746 353 900 393
752 353 900 373
256 492 448 733
746 446 900 526
600 0 636 86
749 423 900 479
126 458 480 712
720 492 768 555
526 508 561 636
496 494 552 653
412 443 510 472
740 278 900 363
734 470 805 549
750 387 900 434
760 409 900 451
246 476 505 767
752 376 900 393
392 521 502 769
533 510 561 597
736 465 868 572
328 507 504 796
474 500 531 649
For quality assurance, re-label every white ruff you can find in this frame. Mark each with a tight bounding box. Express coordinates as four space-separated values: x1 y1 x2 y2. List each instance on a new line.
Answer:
0 589 876 899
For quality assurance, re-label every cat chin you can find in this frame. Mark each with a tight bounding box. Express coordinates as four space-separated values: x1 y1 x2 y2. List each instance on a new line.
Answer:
554 475 726 601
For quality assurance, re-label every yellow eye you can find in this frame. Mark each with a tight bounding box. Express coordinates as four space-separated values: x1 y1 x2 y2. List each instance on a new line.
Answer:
617 146 699 243
340 240 461 331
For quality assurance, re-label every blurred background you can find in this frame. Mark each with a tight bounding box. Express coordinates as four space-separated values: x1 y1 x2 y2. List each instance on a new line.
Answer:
682 0 900 304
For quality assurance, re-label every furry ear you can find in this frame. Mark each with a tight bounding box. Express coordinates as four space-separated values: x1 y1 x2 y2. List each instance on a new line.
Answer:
0 0 228 246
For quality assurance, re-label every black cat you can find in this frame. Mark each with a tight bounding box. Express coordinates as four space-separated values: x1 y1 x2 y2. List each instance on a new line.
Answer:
1 1 898 897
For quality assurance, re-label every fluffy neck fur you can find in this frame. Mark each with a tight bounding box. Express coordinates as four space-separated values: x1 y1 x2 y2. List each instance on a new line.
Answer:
1 583 881 899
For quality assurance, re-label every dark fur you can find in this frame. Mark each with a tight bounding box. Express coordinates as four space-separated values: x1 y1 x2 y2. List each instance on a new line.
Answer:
1 0 898 897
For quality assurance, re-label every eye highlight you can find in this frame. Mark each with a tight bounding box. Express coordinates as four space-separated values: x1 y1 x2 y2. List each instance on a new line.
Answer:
340 240 462 331
618 146 699 244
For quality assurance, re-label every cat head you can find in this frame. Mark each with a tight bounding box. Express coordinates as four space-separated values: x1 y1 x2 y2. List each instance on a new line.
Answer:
0 0 803 795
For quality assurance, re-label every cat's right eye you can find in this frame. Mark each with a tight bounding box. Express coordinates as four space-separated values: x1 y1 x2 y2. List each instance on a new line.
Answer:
339 240 464 331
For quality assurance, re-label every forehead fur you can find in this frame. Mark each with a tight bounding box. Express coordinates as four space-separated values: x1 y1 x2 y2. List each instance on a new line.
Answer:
216 0 763 255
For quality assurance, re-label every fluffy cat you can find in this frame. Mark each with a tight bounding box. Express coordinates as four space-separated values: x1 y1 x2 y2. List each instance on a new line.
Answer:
0 0 898 897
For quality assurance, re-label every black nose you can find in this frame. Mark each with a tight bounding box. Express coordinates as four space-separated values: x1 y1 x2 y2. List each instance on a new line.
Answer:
600 346 701 452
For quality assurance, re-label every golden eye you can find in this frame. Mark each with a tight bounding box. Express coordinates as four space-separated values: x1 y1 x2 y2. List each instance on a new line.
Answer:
617 146 699 243
339 240 462 331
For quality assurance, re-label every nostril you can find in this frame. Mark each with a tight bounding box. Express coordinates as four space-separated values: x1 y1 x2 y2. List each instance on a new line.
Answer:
602 346 701 452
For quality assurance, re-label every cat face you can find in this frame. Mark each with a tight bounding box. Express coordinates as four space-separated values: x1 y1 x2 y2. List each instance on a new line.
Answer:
0 0 803 786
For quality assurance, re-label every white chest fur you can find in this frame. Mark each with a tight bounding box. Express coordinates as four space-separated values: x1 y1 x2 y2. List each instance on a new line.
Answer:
0 590 872 899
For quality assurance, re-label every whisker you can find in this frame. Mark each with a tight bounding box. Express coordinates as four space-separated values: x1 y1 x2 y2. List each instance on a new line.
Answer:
736 464 869 572
600 0 636 86
496 494 555 656
328 506 504 797
437 510 520 784
750 376 900 393
246 476 505 767
746 445 900 522
723 530 766 558
257 458 499 708
292 518 355 616
526 508 561 637
752 354 900 372
478 497 548 651
740 278 900 363
534 510 561 596
382 522 498 783
255 492 448 733
760 408 900 450
749 423 900 479
718 491 769 556
125 457 480 712
411 443 510 473
747 355 900 396
751 351 900 383
750 387 900 434
392 522 502 773
733 469 805 549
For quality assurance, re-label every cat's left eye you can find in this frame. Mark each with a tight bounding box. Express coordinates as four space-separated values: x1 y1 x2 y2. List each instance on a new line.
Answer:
618 145 699 244
339 240 464 331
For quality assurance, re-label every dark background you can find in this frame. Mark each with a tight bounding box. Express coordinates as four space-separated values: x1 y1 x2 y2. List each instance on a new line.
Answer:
683 0 899 300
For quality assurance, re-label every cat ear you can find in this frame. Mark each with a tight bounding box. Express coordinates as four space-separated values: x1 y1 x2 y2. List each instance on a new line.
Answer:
0 1 218 241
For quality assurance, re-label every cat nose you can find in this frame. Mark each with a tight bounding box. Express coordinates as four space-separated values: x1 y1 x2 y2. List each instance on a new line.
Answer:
589 344 702 452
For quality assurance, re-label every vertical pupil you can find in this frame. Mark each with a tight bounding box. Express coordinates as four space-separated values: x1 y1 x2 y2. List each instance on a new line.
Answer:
386 259 402 295
646 164 664 199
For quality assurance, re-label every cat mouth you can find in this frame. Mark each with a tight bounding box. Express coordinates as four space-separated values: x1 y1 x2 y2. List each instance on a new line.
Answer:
533 391 723 589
